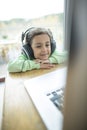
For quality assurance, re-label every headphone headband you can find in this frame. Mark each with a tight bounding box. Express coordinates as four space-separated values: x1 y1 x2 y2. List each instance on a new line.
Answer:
21 27 35 45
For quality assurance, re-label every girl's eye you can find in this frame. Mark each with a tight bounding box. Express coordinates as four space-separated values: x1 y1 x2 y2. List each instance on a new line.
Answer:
46 44 50 47
36 46 41 48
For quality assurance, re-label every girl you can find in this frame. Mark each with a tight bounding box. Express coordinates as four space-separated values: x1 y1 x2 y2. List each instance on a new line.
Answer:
8 27 67 72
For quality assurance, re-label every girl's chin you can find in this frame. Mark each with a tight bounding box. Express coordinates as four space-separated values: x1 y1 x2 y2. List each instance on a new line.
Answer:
36 55 49 60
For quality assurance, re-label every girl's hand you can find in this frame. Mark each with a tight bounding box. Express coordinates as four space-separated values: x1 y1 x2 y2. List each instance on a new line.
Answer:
40 63 55 69
34 59 55 69
35 59 50 64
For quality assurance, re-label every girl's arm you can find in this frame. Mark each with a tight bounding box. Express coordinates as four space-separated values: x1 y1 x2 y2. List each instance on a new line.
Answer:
7 54 40 72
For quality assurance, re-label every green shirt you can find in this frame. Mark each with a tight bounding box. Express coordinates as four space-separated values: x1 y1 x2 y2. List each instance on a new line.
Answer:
7 49 68 72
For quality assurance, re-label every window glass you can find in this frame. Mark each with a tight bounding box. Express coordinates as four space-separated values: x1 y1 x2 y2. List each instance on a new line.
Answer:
0 0 64 77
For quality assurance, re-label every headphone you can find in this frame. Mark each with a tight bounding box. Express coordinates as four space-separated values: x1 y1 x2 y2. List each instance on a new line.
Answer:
21 27 56 59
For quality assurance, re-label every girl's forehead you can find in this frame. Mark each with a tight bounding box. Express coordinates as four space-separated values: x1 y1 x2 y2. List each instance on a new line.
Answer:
31 34 51 46
31 35 51 46
33 34 50 40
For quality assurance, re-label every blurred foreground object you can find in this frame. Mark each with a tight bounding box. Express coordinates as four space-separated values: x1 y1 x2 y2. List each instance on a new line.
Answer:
63 0 87 130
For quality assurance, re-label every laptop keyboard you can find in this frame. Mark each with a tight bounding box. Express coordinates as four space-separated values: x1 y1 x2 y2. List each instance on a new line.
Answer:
46 87 65 113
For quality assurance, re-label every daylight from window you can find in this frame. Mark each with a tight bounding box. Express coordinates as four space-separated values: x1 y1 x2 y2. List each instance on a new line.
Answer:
0 0 64 77
0 0 64 21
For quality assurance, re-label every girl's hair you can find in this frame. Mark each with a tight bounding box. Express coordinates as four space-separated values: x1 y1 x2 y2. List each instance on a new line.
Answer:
25 27 54 45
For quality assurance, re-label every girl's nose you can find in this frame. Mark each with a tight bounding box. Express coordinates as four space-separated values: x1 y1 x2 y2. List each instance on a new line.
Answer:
41 46 46 52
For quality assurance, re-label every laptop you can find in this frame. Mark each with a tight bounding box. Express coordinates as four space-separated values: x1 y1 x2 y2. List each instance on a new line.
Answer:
24 67 67 130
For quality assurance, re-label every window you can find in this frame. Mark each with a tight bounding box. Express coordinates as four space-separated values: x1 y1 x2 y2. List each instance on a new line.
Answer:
0 0 65 77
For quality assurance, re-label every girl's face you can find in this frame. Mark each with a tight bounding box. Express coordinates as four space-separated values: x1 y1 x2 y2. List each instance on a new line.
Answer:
31 34 51 60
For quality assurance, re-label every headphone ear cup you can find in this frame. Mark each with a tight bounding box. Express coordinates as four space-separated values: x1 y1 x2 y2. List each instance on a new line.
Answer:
51 40 56 54
21 44 35 59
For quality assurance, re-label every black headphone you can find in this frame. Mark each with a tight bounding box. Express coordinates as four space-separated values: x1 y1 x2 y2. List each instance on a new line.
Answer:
21 27 56 59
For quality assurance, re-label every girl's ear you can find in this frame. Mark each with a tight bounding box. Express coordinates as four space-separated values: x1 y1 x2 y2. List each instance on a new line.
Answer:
21 44 35 59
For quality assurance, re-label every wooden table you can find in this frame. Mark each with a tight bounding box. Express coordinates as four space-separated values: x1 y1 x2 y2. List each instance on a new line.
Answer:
2 64 66 130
